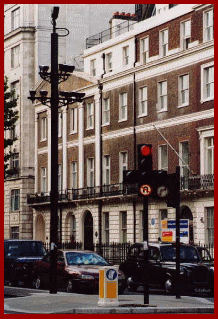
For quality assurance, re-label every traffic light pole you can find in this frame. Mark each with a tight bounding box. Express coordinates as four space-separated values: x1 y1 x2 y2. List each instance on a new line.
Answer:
143 196 149 305
49 16 59 295
175 166 181 299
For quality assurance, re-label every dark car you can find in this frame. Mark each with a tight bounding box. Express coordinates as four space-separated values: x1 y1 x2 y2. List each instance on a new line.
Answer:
4 240 46 287
32 249 126 294
119 242 214 296
194 245 214 268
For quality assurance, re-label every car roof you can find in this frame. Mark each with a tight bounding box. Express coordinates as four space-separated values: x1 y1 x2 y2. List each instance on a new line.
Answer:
4 239 43 242
58 249 99 254
133 242 192 248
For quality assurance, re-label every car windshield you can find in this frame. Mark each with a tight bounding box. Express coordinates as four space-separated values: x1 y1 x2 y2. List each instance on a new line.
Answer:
160 245 200 263
4 241 46 258
66 252 108 266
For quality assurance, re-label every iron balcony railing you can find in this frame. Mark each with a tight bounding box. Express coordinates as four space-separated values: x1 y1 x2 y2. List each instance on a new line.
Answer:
27 174 214 206
86 19 137 49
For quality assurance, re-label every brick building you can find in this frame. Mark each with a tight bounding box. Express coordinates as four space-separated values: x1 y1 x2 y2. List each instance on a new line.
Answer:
27 4 214 248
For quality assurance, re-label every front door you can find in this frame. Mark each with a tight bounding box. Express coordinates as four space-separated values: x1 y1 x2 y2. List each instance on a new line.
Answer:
84 211 94 251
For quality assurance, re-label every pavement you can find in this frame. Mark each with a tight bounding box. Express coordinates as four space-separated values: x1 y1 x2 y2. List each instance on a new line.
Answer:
4 286 214 314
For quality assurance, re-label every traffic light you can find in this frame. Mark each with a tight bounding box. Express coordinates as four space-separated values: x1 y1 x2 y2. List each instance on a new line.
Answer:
139 170 169 199
167 173 180 208
123 170 138 184
138 144 152 172
153 170 169 199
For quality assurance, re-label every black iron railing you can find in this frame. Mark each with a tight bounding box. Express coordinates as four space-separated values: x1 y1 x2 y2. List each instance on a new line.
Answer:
86 19 137 49
43 241 213 265
27 174 214 205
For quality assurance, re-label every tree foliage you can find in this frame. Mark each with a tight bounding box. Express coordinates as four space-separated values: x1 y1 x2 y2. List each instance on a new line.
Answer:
4 76 19 176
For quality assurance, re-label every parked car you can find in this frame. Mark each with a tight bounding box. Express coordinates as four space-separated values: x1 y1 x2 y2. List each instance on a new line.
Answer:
4 240 46 287
119 242 214 296
32 249 126 294
193 245 214 268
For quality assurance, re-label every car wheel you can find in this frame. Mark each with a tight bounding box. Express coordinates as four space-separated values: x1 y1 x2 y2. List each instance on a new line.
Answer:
66 279 73 293
164 277 173 294
35 275 43 290
126 276 138 292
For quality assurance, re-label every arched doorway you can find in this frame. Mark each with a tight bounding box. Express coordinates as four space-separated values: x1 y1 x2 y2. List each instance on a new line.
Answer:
180 206 193 243
35 214 45 242
84 211 94 251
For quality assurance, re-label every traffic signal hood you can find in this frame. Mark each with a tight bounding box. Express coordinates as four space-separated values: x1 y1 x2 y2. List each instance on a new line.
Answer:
138 144 153 172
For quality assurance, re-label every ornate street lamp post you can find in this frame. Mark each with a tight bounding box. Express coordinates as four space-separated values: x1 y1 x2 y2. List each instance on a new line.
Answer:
28 6 85 294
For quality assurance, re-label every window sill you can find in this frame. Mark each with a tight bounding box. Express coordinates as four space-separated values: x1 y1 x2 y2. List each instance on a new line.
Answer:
157 108 168 113
178 103 189 108
200 97 214 104
102 123 110 127
118 119 127 123
138 113 148 118
69 131 77 135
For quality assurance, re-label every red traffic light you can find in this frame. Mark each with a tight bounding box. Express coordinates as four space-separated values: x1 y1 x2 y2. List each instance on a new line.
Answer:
140 145 152 156
138 144 153 172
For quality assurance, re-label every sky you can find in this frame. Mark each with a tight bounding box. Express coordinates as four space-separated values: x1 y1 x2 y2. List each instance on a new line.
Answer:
64 4 135 68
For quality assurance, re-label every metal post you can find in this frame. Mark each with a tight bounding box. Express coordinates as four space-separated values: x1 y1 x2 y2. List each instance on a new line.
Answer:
143 196 149 305
49 20 59 295
175 166 181 299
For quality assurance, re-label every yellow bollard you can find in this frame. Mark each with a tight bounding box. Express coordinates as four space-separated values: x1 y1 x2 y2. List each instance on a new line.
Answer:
98 266 119 307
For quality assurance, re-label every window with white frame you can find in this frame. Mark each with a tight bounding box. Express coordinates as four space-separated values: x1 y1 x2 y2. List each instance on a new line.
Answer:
58 112 62 137
71 162 77 189
11 189 20 211
106 52 113 72
70 107 77 133
158 81 167 111
181 20 191 50
179 141 189 179
178 74 189 106
90 59 96 76
103 155 110 186
119 152 128 183
103 212 110 244
87 158 94 187
11 80 20 101
11 153 19 171
141 37 149 64
204 136 214 174
87 102 94 129
160 29 168 57
123 46 129 66
201 63 214 102
11 7 20 31
41 167 47 193
204 9 214 42
158 145 168 171
139 86 148 116
119 92 127 121
58 164 62 191
206 207 214 245
198 128 214 175
120 211 127 243
11 45 20 68
102 98 110 125
41 117 47 141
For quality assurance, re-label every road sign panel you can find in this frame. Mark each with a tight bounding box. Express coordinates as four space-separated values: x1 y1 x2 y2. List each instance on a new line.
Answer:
139 184 152 196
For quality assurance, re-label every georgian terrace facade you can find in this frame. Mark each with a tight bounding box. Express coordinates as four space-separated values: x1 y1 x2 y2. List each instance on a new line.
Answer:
27 4 214 249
